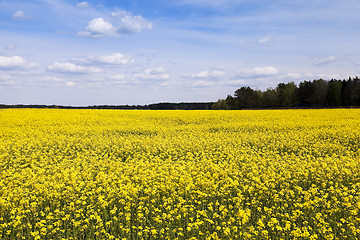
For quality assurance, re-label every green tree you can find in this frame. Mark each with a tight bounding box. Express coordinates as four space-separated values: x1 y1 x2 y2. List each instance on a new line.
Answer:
312 79 328 107
297 81 314 107
327 80 342 107
276 82 297 107
225 95 237 110
212 99 229 110
261 88 277 108
234 86 259 109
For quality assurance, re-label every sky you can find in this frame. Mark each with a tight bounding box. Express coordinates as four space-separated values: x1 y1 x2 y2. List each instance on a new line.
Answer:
1 0 360 105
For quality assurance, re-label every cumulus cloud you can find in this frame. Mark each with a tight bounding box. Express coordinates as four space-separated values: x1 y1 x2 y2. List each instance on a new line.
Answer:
109 74 133 85
84 53 134 65
0 80 15 86
12 10 32 20
76 1 89 9
191 80 215 87
0 56 26 68
182 68 226 88
252 66 279 75
133 67 170 80
236 66 279 77
108 74 144 86
41 76 64 82
313 56 336 65
0 55 37 69
0 74 11 80
222 79 247 86
47 62 102 73
110 74 125 80
0 74 15 85
186 70 209 79
79 10 152 38
184 70 225 79
111 10 153 34
278 73 302 79
65 81 76 87
279 72 341 80
78 18 116 38
194 71 210 78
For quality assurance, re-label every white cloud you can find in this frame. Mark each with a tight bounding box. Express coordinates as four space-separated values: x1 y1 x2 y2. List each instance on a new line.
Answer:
193 71 209 78
79 10 152 38
222 79 247 86
41 76 64 82
133 67 170 80
316 73 341 79
313 56 336 65
47 62 102 73
182 68 226 88
87 53 134 65
184 70 225 79
237 36 273 46
0 80 15 86
0 74 11 81
0 56 26 68
279 73 302 79
12 10 32 20
76 1 89 9
110 74 125 80
0 75 15 85
65 81 76 87
87 82 104 88
111 10 153 34
78 18 116 38
278 72 342 81
253 66 279 75
211 70 225 77
258 36 272 44
236 66 279 77
144 67 167 75
0 56 37 69
109 74 142 86
191 80 215 87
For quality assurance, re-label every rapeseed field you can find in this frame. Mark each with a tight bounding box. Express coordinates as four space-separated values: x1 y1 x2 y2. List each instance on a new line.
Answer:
0 109 359 239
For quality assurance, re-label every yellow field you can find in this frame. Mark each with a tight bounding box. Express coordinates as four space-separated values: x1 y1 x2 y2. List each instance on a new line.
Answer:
0 109 360 239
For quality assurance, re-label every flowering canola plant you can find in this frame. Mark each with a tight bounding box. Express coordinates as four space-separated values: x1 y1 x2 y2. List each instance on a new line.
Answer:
0 109 360 239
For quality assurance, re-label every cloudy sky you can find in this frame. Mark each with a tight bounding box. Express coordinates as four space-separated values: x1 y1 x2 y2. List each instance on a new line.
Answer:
1 0 360 105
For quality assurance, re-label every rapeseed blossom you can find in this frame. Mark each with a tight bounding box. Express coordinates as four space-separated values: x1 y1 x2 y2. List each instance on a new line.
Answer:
0 109 359 239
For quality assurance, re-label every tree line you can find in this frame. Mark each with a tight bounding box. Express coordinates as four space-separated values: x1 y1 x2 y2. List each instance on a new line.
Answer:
2 77 360 110
0 102 214 110
212 76 360 109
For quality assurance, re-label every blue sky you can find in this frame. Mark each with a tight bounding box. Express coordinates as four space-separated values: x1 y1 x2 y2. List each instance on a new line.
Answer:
1 0 360 105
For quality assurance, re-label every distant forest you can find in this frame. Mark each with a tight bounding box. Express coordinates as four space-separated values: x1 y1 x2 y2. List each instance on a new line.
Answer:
212 76 360 109
1 77 360 110
0 102 214 110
